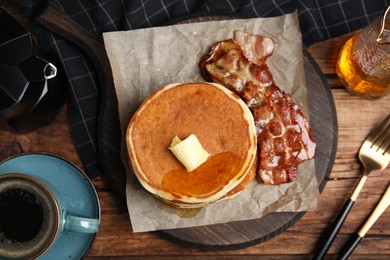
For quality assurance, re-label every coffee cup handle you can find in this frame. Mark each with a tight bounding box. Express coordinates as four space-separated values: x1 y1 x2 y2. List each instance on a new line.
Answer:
61 211 99 233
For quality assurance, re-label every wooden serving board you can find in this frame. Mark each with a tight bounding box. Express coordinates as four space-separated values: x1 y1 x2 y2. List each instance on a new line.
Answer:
98 51 337 250
96 17 337 249
21 6 338 250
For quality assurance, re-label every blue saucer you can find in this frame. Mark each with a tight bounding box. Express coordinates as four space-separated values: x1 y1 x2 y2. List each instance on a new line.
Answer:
0 153 100 259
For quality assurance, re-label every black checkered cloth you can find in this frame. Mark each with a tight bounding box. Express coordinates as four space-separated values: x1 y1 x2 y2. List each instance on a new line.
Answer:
10 0 390 178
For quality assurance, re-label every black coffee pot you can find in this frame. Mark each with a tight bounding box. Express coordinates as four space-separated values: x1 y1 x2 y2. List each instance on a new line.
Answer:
0 8 65 132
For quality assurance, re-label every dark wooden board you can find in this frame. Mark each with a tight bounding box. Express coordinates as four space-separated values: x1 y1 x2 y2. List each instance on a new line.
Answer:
98 50 337 251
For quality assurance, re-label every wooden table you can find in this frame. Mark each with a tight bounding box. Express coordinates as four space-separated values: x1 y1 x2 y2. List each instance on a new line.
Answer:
1 33 389 259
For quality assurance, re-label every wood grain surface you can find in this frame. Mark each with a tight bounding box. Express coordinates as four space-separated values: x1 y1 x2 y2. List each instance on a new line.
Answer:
1 33 390 259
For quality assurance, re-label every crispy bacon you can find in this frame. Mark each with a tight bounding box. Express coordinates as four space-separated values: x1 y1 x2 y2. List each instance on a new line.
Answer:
233 30 275 65
199 30 316 185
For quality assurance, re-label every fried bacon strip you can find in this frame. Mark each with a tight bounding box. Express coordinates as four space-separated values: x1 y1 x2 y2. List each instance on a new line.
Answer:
199 30 316 185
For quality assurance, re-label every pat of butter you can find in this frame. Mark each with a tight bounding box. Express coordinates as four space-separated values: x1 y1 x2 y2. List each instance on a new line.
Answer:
169 134 210 172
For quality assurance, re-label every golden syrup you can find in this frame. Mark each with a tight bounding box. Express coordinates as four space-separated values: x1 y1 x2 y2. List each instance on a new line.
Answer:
336 22 390 99
156 199 202 218
174 208 202 218
160 152 245 199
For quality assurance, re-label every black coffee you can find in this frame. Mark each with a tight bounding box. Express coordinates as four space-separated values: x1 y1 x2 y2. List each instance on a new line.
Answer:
0 188 44 242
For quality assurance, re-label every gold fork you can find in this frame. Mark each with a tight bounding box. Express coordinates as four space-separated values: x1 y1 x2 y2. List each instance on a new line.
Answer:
312 113 390 260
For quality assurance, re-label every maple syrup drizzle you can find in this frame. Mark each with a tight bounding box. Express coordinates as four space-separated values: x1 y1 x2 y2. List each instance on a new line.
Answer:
161 152 246 198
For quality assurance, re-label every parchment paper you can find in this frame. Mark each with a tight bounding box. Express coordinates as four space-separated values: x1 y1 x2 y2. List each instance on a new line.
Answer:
103 13 319 233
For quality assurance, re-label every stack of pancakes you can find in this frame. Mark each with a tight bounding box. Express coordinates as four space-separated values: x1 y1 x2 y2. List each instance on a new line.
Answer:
126 82 257 208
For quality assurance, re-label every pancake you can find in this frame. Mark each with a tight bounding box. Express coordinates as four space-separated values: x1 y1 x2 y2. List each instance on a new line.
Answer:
221 150 257 200
126 82 257 207
159 153 258 208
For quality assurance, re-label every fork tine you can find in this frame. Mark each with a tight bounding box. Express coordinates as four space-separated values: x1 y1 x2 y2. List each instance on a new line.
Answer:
369 114 390 151
366 114 389 143
380 123 390 154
